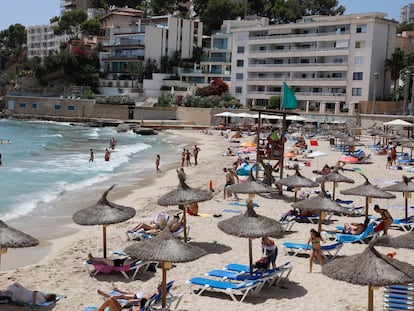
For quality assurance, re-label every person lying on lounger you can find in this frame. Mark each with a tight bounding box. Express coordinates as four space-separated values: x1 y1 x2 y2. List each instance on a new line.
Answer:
5 282 56 305
96 296 137 311
97 283 161 310
127 212 169 233
88 254 137 267
327 219 369 235
135 214 184 236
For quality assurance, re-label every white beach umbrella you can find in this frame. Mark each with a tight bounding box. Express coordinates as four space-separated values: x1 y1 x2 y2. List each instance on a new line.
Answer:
287 115 307 121
214 111 238 117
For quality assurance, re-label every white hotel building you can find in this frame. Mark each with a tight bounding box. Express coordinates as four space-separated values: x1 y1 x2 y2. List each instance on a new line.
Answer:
229 13 398 111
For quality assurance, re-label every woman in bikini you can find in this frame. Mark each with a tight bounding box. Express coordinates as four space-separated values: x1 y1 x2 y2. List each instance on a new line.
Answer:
374 204 393 235
305 229 324 273
260 236 278 269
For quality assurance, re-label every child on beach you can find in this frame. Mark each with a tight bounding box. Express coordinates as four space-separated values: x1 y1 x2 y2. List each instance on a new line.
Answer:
155 154 161 173
305 229 325 272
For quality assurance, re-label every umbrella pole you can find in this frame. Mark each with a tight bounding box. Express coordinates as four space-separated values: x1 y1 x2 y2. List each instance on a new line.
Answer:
365 197 369 222
162 261 167 308
249 238 253 275
368 285 374 311
103 225 107 258
182 205 188 243
405 194 409 221
317 213 322 233
332 182 336 200
294 189 298 202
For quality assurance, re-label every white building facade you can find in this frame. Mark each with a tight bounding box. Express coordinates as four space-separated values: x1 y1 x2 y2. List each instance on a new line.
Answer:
27 22 70 59
401 3 414 24
229 13 397 111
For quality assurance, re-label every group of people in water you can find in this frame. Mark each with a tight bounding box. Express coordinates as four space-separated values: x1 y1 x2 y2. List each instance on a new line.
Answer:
88 137 116 163
181 145 201 167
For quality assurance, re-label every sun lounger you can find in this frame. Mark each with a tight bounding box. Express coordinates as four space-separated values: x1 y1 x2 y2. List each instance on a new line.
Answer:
281 242 343 260
329 222 378 244
383 284 414 311
84 258 149 279
8 294 64 308
187 277 261 303
212 262 292 286
127 225 190 241
392 217 414 232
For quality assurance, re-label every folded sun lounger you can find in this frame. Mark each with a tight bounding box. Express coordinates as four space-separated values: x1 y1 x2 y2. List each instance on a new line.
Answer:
281 242 343 260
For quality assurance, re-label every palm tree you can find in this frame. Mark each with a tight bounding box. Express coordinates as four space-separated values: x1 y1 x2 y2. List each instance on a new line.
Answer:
385 47 405 100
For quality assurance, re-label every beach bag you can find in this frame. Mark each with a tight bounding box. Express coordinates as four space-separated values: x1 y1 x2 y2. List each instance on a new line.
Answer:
254 259 268 269
187 203 199 216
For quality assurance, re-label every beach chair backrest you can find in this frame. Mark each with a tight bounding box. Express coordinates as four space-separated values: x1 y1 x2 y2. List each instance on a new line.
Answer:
360 222 375 238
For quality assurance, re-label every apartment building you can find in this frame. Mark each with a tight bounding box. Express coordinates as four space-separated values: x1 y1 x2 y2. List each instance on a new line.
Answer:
27 22 70 59
401 3 414 24
99 9 203 80
181 17 268 87
230 13 398 110
60 0 94 14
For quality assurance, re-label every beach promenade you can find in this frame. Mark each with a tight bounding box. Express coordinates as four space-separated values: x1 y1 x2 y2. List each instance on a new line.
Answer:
0 127 412 311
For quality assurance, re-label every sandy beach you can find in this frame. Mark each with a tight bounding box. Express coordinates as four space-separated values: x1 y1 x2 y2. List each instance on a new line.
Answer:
0 127 412 311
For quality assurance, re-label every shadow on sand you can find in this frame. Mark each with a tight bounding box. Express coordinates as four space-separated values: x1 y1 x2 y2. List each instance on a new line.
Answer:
189 241 232 255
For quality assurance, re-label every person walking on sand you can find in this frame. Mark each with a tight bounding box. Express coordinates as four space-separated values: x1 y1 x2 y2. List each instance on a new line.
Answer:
181 148 186 167
305 229 324 272
193 145 200 166
386 149 392 169
104 148 110 162
155 154 161 173
185 149 192 166
89 149 94 162
374 204 393 235
223 167 239 200
391 146 397 166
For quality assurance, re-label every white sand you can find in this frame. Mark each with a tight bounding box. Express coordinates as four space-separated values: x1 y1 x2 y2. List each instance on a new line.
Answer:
0 128 412 311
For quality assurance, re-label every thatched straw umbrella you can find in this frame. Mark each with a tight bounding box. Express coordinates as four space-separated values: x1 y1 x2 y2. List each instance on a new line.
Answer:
226 170 273 197
340 137 363 147
376 232 414 249
218 199 284 274
274 165 318 201
73 185 136 258
322 240 414 311
124 226 205 308
157 169 213 242
0 220 39 267
292 181 352 232
316 170 355 200
382 176 414 221
340 174 395 221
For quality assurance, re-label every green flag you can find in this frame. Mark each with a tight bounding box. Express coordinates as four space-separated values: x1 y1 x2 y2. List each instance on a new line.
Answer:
282 82 298 109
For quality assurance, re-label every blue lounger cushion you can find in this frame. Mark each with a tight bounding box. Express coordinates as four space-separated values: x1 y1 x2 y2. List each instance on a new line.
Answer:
188 277 258 290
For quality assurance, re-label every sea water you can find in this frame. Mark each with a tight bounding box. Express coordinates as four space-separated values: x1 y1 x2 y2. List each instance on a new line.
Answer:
0 119 184 221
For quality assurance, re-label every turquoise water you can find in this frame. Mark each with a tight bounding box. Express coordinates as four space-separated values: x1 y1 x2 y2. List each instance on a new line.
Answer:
0 119 181 220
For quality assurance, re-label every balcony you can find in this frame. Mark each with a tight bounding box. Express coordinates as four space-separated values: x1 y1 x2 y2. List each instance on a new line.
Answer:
249 30 350 40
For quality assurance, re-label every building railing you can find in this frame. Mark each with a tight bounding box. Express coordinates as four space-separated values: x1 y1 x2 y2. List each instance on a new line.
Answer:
247 90 346 97
248 62 347 67
249 46 348 53
248 30 350 40
247 77 346 81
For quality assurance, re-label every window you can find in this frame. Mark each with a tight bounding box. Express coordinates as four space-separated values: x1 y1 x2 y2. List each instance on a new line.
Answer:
332 72 343 78
334 58 343 63
236 73 243 80
68 105 75 111
356 24 367 33
32 103 37 109
354 56 364 65
235 86 242 93
237 46 245 53
19 102 26 108
236 60 244 67
54 104 61 110
355 41 365 49
352 88 362 96
353 72 363 80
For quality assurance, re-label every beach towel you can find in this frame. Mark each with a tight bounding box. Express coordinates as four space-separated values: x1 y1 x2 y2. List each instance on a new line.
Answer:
221 208 242 214
197 213 214 218
229 202 259 207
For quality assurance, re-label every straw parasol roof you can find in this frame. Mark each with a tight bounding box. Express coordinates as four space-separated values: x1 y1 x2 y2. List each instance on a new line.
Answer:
275 165 318 201
340 174 395 199
218 199 284 274
292 181 352 232
226 171 273 194
316 170 354 200
0 220 39 267
0 220 39 248
322 241 414 311
381 176 414 220
403 141 414 148
157 169 213 242
157 170 213 206
72 185 136 257
124 226 206 308
322 242 414 286
376 232 414 249
341 137 363 147
274 165 319 189
340 173 395 220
